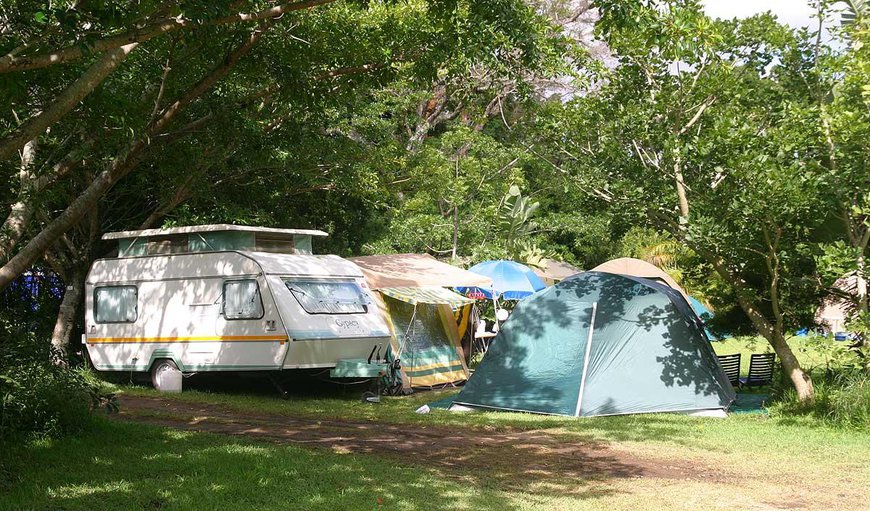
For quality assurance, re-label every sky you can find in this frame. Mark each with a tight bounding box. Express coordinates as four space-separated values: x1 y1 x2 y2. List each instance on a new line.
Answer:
701 0 844 46
702 0 820 29
702 0 851 35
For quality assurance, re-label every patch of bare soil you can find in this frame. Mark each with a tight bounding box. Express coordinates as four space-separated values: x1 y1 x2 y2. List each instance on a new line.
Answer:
116 395 732 494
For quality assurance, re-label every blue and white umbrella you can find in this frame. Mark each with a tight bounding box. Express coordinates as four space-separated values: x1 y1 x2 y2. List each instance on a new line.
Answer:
456 260 546 300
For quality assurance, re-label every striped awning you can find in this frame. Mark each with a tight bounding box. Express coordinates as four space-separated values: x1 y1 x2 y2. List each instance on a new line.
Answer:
380 286 474 308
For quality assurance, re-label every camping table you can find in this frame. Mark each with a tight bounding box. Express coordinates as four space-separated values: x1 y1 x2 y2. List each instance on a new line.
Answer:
474 331 497 354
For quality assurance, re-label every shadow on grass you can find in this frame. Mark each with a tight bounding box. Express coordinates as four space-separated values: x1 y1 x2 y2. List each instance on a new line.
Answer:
122 382 700 442
3 418 541 511
120 378 718 449
115 395 653 498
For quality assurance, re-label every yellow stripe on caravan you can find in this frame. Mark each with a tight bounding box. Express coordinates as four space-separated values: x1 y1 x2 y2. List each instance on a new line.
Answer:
88 335 288 344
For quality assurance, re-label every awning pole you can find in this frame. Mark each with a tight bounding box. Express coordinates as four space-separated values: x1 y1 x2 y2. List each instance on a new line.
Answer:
406 303 418 387
396 301 417 359
574 302 598 417
468 303 479 363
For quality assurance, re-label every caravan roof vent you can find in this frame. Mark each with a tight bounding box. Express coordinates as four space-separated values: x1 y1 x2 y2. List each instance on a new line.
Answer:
103 224 328 257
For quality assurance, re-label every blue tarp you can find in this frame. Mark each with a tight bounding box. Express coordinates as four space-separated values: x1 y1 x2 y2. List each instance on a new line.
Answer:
688 296 719 340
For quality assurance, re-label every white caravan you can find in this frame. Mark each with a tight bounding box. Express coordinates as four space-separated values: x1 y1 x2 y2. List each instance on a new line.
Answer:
83 225 392 391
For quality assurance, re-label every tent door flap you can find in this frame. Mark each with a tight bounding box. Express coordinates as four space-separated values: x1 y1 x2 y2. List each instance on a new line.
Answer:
574 301 598 417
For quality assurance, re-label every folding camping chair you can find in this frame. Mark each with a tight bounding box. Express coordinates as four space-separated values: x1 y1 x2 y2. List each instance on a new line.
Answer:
716 353 741 388
739 353 776 388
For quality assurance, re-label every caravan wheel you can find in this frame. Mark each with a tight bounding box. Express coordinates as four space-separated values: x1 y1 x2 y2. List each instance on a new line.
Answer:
150 359 182 392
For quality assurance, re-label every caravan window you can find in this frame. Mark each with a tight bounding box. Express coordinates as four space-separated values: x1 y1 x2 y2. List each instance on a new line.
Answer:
285 280 369 314
94 285 138 323
223 279 264 320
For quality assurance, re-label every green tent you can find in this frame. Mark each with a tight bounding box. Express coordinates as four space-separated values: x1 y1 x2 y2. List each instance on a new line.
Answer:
378 290 470 389
453 272 735 417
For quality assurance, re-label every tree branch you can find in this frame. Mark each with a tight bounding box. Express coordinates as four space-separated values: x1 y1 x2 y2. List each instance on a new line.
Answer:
678 96 715 136
149 44 176 123
0 43 138 162
313 62 387 80
0 0 336 73
0 22 271 290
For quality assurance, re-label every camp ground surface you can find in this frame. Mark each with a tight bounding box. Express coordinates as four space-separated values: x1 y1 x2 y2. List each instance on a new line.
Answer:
5 372 869 511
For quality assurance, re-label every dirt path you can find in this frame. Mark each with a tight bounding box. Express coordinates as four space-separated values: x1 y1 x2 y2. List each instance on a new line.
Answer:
113 396 870 509
117 395 732 492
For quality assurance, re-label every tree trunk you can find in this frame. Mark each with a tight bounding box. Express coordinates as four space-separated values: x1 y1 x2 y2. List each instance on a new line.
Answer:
856 252 869 368
406 88 449 151
857 251 868 315
765 326 815 402
738 284 815 402
673 149 689 219
0 23 269 292
712 258 815 403
0 140 90 263
51 267 85 366
0 138 38 258
662 163 811 400
672 230 816 403
451 204 459 260
0 43 138 162
0 167 119 291
844 215 869 356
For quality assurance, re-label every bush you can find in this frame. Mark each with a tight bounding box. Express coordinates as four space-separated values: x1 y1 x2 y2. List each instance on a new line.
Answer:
0 335 115 444
763 335 870 428
0 362 93 439
770 370 870 428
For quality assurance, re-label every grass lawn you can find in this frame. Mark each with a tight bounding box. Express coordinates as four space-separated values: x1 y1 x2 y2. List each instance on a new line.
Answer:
1 418 515 511
5 336 867 510
4 402 869 511
116 383 870 475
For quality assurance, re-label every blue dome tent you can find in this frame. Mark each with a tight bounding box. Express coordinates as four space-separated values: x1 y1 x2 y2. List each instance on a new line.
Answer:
451 272 735 417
